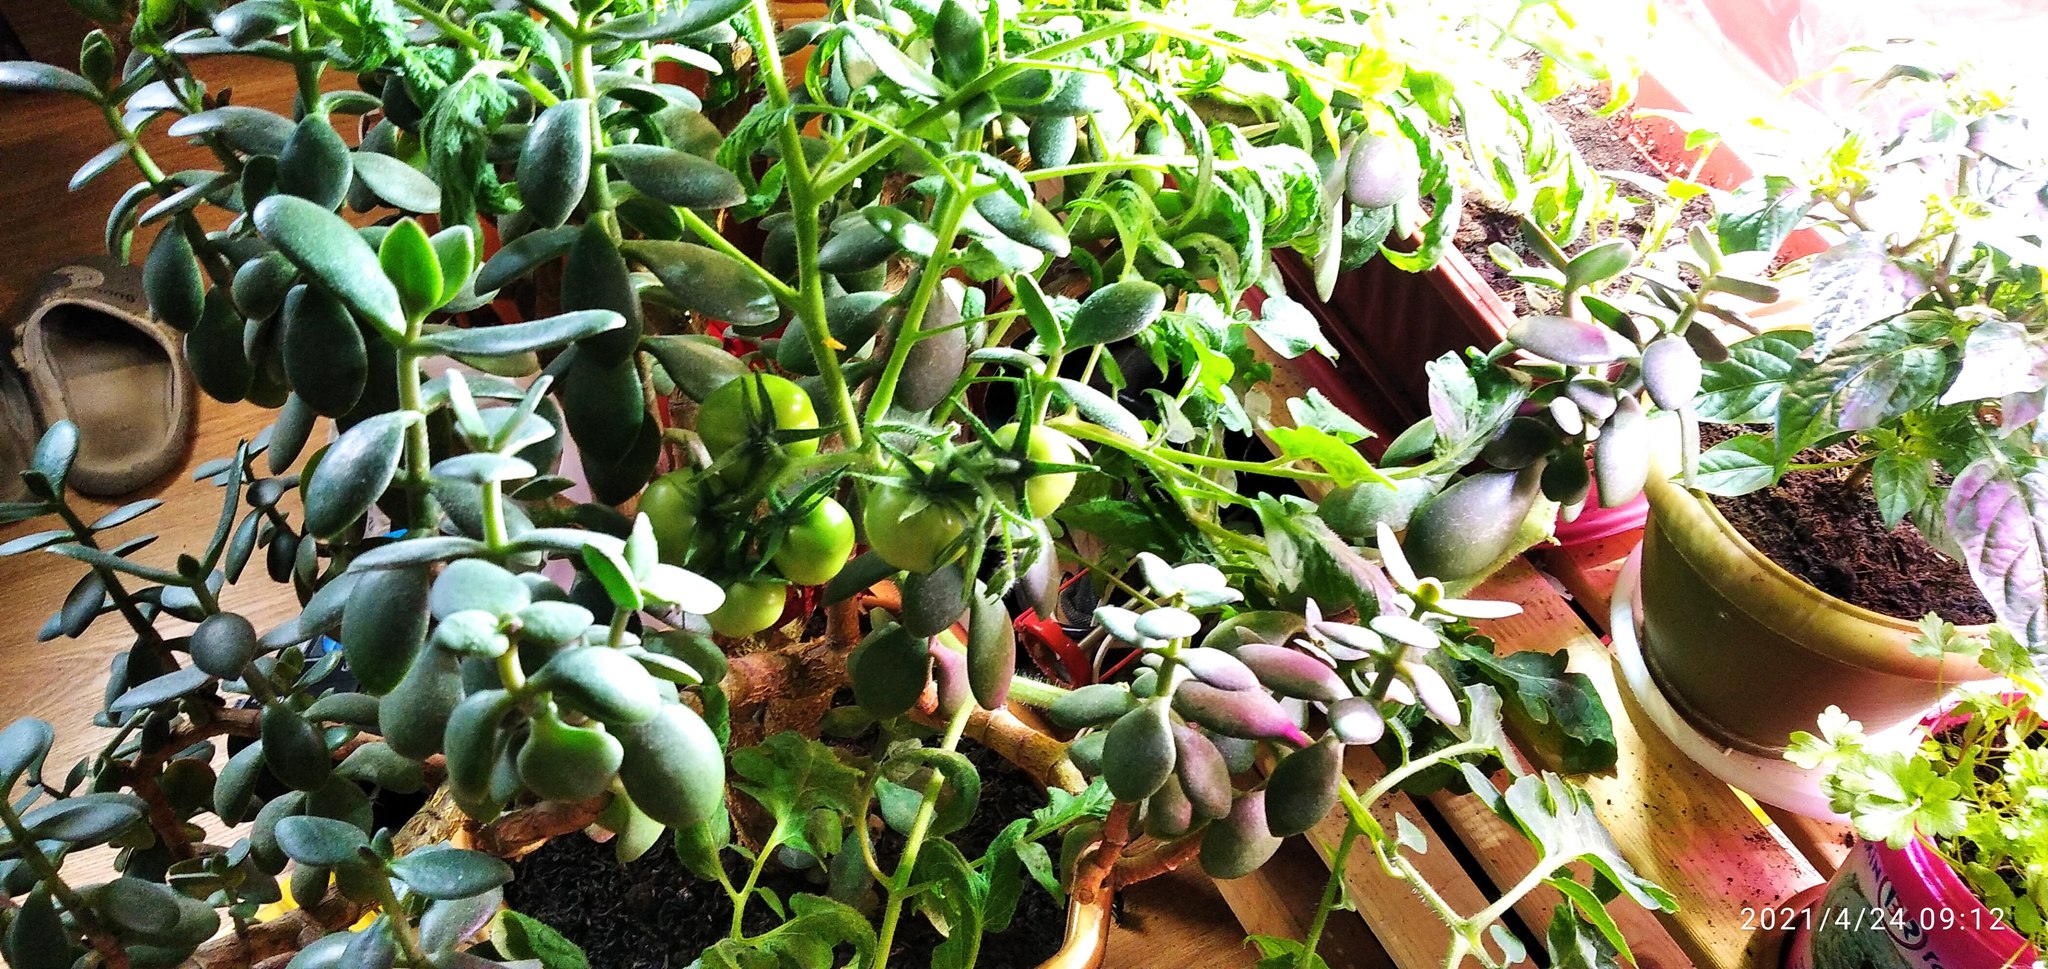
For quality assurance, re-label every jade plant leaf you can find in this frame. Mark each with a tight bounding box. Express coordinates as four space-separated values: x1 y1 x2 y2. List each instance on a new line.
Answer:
475 226 579 294
517 99 593 229
302 411 416 537
254 195 407 343
351 152 441 213
277 115 352 210
413 310 623 357
0 718 55 786
624 240 778 326
24 792 146 845
389 845 514 900
0 61 99 98
273 815 368 868
604 144 745 210
378 219 443 320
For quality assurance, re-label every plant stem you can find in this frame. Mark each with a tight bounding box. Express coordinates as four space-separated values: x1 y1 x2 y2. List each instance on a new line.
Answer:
746 0 863 449
0 795 96 925
674 207 798 304
1003 675 1072 708
568 36 618 237
370 873 428 966
288 20 324 120
50 499 168 655
1298 822 1360 969
606 610 630 649
728 829 784 938
862 178 974 427
480 479 507 549
872 702 974 968
397 351 435 531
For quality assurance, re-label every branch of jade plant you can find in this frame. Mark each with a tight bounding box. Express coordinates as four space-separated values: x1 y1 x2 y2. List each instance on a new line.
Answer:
47 494 170 656
1108 829 1205 888
1071 801 1134 905
0 790 133 969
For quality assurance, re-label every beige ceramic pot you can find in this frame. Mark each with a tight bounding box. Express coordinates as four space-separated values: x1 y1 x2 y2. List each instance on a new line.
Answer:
1638 467 1999 755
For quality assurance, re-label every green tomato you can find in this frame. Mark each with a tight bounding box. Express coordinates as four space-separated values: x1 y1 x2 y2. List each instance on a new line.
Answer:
697 373 819 465
773 497 856 586
991 423 1081 516
637 470 703 565
862 482 970 574
709 580 786 638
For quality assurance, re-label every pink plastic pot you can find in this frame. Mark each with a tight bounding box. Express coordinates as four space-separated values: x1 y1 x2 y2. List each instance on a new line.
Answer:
1552 474 1650 547
1784 835 2036 969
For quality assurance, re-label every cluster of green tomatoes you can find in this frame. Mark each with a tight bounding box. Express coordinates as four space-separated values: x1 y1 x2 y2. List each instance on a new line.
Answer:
635 371 1084 639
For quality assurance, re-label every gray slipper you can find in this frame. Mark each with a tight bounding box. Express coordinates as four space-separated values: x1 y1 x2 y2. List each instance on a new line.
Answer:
0 334 36 503
11 258 196 497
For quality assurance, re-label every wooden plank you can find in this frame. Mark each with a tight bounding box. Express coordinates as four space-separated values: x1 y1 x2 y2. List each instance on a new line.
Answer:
1208 837 1394 969
1468 560 1823 968
1112 867 1267 969
1532 531 1642 623
1761 805 1854 876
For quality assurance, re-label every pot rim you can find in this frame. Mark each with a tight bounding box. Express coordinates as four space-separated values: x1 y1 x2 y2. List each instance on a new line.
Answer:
1040 893 1113 969
1877 835 2039 962
1644 463 1998 682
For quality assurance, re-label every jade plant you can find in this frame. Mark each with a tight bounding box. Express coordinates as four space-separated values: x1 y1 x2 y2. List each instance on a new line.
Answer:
0 0 1670 966
1677 49 2048 655
1788 633 2045 948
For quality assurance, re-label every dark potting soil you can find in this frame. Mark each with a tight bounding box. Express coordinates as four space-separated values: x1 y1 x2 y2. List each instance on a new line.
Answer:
1453 81 1711 315
1698 425 1996 624
503 741 1067 969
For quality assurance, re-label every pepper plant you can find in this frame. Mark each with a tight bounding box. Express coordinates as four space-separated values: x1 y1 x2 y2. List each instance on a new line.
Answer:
1677 49 2048 655
0 0 1668 966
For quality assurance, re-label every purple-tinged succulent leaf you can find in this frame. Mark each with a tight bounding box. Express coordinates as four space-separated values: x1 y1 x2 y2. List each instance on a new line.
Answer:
1507 315 1636 366
1173 681 1311 747
1234 644 1349 703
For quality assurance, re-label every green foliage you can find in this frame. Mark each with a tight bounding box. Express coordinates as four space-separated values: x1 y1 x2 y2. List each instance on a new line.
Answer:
1790 678 2048 948
0 0 1665 965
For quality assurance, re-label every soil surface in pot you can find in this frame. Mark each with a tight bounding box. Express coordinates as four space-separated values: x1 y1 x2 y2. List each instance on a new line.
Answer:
1454 82 1710 316
1699 425 1995 624
503 741 1068 969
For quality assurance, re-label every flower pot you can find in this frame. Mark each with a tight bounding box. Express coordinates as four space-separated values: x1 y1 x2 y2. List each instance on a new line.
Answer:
1637 468 2000 757
1783 837 2037 969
